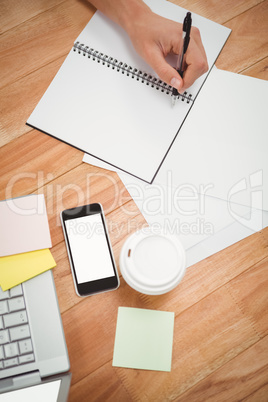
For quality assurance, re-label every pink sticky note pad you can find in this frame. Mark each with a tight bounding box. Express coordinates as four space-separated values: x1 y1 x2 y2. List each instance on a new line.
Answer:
0 194 52 257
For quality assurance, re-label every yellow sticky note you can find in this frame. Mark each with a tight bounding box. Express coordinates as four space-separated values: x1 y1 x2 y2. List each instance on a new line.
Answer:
0 249 56 291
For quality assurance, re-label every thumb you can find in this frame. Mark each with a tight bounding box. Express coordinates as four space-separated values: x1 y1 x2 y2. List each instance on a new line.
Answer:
149 50 183 92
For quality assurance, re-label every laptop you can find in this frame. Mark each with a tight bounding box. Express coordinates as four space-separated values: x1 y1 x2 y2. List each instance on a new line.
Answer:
0 270 71 401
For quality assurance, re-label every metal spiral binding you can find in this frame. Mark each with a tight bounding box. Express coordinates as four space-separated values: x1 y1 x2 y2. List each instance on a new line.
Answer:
73 42 193 103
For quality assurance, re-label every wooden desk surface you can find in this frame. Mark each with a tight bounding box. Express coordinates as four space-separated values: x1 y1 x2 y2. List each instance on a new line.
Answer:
1 0 268 400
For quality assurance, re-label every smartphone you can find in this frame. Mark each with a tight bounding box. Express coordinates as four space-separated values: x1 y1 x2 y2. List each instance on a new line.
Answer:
60 203 119 297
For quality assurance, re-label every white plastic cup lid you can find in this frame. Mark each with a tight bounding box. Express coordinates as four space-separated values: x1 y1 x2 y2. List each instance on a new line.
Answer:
119 227 186 295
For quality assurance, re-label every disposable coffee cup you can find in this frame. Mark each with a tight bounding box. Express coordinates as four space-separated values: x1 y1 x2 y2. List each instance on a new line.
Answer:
119 227 186 295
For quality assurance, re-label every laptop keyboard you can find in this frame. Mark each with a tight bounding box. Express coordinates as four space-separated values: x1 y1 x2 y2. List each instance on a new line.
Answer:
0 284 35 370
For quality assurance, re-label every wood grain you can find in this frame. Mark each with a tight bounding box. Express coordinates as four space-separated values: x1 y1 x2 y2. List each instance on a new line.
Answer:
172 0 264 24
1 0 267 400
175 336 268 401
216 1 268 73
0 0 95 88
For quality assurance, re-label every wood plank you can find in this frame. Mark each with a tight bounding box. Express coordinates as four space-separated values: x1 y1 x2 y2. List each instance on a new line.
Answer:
172 0 264 24
216 1 268 73
68 361 131 401
62 290 119 385
242 57 268 79
0 130 83 199
0 0 95 89
0 0 65 33
36 163 130 244
226 257 268 338
243 384 268 402
0 56 66 147
175 336 268 402
1 0 262 37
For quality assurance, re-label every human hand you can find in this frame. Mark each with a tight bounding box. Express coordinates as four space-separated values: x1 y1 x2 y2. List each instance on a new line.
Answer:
124 9 208 93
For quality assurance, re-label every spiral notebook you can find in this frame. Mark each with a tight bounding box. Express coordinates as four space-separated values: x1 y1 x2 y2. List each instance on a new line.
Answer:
27 0 230 183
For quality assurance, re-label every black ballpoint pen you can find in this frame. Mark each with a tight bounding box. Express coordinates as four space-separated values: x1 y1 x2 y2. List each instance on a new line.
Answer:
172 12 192 106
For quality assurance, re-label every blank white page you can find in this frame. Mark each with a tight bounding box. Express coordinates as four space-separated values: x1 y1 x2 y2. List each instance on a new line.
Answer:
27 48 191 182
154 68 268 210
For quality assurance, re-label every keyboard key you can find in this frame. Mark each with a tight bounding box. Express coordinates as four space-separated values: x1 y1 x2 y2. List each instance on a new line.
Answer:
9 325 30 342
19 339 33 355
0 330 10 345
0 285 34 370
19 353 34 365
8 297 25 312
10 285 23 298
0 301 8 315
4 342 19 358
0 288 9 301
3 311 28 328
4 357 18 368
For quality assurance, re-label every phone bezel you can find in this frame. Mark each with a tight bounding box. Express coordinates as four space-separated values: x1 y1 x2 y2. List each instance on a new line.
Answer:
61 203 119 297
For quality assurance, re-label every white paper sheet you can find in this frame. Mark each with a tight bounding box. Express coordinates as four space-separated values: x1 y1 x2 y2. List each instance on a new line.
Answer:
118 172 266 253
154 68 268 210
186 209 268 267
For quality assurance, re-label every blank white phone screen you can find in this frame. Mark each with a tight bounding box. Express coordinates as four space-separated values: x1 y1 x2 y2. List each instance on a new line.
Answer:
65 213 115 283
